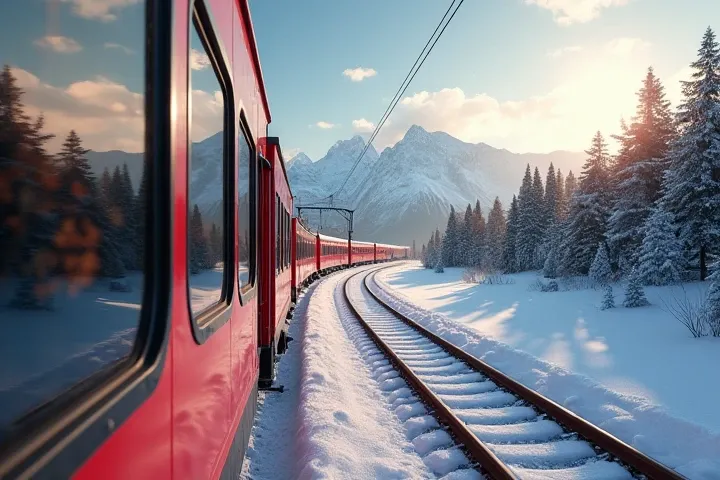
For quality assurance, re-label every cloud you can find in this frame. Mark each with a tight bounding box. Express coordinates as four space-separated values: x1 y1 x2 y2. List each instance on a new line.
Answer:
315 121 336 129
352 118 375 133
604 37 651 56
104 42 134 54
34 35 82 53
547 45 583 58
342 67 377 82
525 0 630 25
60 0 141 22
190 49 211 71
371 37 653 154
12 67 144 152
191 89 224 142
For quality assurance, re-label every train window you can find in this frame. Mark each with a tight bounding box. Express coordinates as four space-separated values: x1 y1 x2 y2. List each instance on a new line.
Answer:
0 0 147 437
188 19 226 316
275 195 280 273
238 120 253 290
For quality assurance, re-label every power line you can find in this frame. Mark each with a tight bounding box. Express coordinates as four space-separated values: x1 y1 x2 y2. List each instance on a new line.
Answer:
323 0 466 204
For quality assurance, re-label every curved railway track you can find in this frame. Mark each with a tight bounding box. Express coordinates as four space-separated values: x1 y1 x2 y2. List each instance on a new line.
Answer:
341 266 685 480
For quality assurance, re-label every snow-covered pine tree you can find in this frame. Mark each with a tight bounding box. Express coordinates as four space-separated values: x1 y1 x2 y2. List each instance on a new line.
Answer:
421 244 426 265
485 197 506 270
706 268 720 336
659 27 720 281
502 195 519 272
515 165 533 270
623 271 650 307
190 204 209 274
588 242 613 285
555 167 566 222
472 200 486 267
544 163 558 227
607 68 675 270
209 223 222 267
601 285 615 310
425 232 435 268
133 162 148 270
434 228 442 267
434 255 445 273
120 163 137 269
565 171 577 204
558 132 611 276
460 204 474 267
442 206 459 267
637 207 683 285
543 243 559 278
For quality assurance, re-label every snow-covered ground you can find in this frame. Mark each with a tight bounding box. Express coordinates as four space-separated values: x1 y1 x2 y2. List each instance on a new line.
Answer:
242 266 435 479
376 262 720 479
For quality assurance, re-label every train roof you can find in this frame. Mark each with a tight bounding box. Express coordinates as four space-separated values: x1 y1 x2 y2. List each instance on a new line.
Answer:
318 233 349 243
376 243 410 249
238 0 271 122
351 239 375 246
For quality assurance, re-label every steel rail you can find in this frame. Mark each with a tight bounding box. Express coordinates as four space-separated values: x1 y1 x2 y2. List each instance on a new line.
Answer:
343 269 518 479
364 268 687 480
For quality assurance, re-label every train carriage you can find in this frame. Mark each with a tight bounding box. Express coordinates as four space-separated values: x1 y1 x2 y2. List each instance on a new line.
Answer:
292 218 317 301
350 240 375 265
318 233 350 272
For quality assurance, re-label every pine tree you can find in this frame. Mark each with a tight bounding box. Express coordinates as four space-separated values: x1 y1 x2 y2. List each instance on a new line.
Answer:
706 269 720 335
460 204 474 267
565 170 577 203
472 200 486 267
543 243 559 278
637 207 683 285
544 163 558 227
134 162 148 270
607 68 676 270
442 206 459 267
434 228 442 266
502 195 519 272
659 27 720 281
485 197 506 270
209 222 222 267
588 242 613 285
434 255 445 273
623 271 650 307
425 232 435 268
556 168 566 221
558 132 611 276
601 285 615 310
421 244 426 265
190 204 209 274
515 165 534 270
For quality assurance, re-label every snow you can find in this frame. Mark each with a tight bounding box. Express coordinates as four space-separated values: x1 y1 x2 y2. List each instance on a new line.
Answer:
376 262 720 479
242 266 435 479
0 274 142 435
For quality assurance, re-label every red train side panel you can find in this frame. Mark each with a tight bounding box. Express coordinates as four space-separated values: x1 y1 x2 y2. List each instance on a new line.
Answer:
318 233 349 272
293 218 317 301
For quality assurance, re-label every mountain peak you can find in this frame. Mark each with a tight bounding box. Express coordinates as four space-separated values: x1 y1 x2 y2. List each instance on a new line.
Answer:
287 152 312 170
402 124 432 143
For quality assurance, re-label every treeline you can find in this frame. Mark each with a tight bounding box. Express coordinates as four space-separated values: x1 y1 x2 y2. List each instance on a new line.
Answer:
422 27 720 300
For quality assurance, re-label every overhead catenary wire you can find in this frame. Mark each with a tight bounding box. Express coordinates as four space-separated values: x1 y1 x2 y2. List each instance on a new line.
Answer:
318 0 466 206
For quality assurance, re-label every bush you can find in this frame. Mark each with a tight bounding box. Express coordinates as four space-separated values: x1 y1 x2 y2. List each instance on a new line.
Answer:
662 286 711 338
464 267 514 285
528 278 558 292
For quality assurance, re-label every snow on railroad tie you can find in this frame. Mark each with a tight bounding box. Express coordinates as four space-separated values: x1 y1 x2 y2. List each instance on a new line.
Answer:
337 271 478 478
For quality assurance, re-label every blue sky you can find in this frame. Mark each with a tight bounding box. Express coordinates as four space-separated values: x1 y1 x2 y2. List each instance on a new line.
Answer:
249 0 720 160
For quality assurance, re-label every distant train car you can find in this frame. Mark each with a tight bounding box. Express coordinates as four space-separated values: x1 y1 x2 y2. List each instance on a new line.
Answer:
351 240 375 265
318 233 350 272
375 243 409 262
292 218 317 301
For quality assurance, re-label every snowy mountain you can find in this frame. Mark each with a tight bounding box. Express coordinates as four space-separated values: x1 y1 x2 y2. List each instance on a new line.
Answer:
290 126 585 246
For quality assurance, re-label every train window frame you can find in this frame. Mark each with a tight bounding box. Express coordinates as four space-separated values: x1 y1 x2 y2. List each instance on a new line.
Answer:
0 0 172 476
236 111 257 303
187 0 235 344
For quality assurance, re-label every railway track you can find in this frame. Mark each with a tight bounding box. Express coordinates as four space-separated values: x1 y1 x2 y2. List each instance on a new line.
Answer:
341 267 685 480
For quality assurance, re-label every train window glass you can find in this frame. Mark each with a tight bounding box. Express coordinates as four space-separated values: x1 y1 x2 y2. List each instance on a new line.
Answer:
188 21 225 316
0 1 146 434
238 123 252 290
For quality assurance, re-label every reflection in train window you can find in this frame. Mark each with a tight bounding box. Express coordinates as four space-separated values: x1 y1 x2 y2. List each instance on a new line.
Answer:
188 21 225 316
0 1 146 437
238 125 252 289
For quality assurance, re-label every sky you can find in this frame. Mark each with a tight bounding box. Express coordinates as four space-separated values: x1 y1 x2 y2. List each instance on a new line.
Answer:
2 0 718 159
248 0 720 160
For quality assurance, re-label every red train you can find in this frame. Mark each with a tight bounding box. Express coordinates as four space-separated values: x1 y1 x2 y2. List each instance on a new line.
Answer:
0 1 408 479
